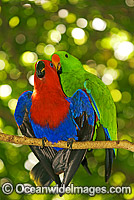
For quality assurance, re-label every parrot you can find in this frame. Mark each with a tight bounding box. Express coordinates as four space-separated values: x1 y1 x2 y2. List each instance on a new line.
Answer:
51 51 117 182
14 59 96 191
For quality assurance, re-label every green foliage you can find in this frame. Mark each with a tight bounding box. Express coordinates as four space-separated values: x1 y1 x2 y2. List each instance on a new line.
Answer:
0 0 134 199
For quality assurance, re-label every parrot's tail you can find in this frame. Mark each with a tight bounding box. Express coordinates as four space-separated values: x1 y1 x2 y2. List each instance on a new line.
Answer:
105 133 115 182
30 162 53 187
105 148 114 182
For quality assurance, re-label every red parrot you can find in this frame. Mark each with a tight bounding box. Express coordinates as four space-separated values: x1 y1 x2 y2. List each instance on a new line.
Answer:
14 60 95 193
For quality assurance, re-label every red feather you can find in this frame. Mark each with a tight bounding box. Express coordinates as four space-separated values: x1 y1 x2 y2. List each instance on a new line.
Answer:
30 60 70 129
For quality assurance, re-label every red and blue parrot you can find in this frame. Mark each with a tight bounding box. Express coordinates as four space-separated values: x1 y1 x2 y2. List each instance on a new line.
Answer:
14 60 95 190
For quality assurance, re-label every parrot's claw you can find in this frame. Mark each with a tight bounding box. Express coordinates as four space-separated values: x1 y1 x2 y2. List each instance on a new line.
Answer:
41 137 48 149
67 138 75 149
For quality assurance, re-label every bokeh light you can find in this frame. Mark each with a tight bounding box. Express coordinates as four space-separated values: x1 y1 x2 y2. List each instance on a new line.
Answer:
42 1 53 11
36 43 45 55
111 89 122 102
0 60 5 70
107 58 117 68
129 73 134 85
44 20 54 30
76 18 88 28
129 58 134 68
0 84 12 98
9 16 20 28
102 73 113 85
56 24 66 34
28 75 34 86
16 34 26 44
25 154 38 171
114 41 134 61
121 91 131 104
0 51 7 60
49 30 61 43
110 172 126 186
71 28 85 39
74 35 87 45
0 159 4 172
21 51 38 66
44 44 55 55
58 9 68 18
28 152 39 164
27 17 37 28
104 68 118 80
124 184 134 199
98 165 105 177
8 99 17 111
125 0 134 7
10 68 21 80
23 3 31 8
24 152 39 171
66 13 76 23
92 18 107 31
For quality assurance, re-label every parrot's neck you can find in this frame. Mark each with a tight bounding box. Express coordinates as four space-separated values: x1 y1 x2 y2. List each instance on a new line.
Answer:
30 78 70 129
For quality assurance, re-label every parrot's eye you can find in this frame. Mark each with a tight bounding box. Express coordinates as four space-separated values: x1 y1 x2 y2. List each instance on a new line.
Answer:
36 61 45 78
65 54 68 58
50 63 53 68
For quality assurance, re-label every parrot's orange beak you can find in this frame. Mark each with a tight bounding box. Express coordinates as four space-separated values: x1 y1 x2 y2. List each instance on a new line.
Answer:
51 54 61 72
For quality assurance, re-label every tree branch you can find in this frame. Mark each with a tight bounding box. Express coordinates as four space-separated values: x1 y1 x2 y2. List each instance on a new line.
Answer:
0 132 134 152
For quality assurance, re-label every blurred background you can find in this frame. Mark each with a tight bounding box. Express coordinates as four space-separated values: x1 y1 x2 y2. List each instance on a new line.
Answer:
0 0 134 199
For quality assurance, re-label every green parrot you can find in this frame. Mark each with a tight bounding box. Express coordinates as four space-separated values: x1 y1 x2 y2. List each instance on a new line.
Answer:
51 51 117 182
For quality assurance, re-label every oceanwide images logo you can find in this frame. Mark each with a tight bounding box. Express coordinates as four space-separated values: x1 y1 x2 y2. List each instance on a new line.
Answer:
1 183 132 196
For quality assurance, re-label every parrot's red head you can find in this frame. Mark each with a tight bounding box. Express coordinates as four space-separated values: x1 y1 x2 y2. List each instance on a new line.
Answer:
34 60 60 91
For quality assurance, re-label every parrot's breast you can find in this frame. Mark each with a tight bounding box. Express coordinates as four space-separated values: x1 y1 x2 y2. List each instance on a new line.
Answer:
30 90 70 129
30 111 78 149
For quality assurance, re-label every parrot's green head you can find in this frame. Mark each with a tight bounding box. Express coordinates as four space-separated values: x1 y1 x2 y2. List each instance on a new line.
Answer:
51 51 85 96
51 51 83 74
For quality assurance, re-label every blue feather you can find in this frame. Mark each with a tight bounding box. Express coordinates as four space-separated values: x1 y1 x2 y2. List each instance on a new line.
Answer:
14 91 32 126
69 89 95 126
29 111 78 151
15 89 95 151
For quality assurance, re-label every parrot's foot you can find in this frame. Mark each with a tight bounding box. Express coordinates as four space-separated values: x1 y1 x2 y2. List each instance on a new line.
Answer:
67 138 75 149
40 137 48 149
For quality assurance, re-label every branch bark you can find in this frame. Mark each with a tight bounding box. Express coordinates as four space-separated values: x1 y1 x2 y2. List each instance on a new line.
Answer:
0 132 134 152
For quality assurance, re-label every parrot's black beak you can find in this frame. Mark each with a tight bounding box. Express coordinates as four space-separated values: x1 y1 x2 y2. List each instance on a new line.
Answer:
36 61 45 78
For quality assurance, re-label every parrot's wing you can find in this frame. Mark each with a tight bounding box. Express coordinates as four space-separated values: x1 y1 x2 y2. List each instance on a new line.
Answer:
59 89 95 190
14 91 61 186
84 78 117 181
84 77 117 142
